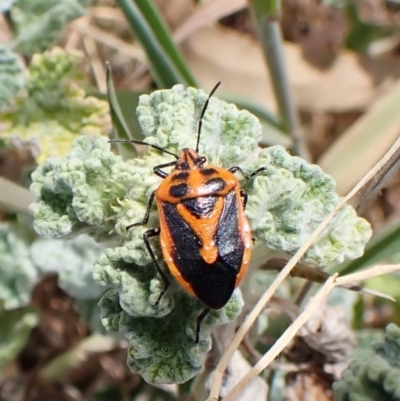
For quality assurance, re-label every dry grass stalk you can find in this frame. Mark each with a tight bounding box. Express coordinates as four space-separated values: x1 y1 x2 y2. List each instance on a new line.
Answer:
207 135 400 401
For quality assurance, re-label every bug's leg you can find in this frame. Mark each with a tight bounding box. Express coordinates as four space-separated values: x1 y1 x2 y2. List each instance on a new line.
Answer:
239 189 248 210
126 161 177 230
126 190 156 230
153 161 177 179
143 228 170 306
229 166 268 179
195 308 210 343
239 190 255 244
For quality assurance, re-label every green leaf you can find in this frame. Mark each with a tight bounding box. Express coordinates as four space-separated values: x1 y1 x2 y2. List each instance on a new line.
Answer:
10 0 91 55
333 324 400 401
0 223 39 309
30 235 105 300
0 45 25 108
1 47 110 164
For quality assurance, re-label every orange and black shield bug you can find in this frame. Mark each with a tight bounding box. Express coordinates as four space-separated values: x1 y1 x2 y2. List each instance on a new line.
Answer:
110 82 266 342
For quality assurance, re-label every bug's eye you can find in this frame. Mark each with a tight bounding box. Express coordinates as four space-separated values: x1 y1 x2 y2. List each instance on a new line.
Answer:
200 156 206 164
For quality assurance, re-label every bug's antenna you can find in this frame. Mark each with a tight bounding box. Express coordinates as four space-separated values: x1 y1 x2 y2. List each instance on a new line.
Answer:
109 139 178 159
196 81 221 153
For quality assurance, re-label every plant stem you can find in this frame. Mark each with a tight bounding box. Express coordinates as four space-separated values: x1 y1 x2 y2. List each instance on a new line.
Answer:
0 177 33 214
249 0 310 160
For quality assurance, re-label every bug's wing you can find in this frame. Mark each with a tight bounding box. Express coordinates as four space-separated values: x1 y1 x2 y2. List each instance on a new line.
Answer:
161 190 244 310
216 190 245 270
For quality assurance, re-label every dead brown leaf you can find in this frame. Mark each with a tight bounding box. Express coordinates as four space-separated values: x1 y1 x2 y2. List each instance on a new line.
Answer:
284 371 333 401
181 25 400 113
174 0 247 43
182 26 276 109
282 0 348 69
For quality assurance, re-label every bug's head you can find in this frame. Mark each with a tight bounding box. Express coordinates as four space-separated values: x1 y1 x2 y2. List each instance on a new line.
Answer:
176 149 206 170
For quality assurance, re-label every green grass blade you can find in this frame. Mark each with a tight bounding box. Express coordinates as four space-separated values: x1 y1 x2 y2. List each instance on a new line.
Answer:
134 0 196 86
106 63 132 141
116 0 185 87
106 63 137 159
248 0 309 160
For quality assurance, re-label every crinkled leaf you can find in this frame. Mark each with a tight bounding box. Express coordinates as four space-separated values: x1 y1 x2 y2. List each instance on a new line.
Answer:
0 45 24 108
99 288 243 384
0 223 40 309
333 324 400 401
1 47 110 164
30 235 105 299
11 0 90 55
243 146 372 266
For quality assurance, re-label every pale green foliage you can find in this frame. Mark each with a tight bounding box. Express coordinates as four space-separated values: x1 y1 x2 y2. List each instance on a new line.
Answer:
333 324 400 401
30 134 129 240
10 0 90 55
0 221 104 333
30 235 104 300
137 84 262 166
0 0 17 12
0 222 104 307
1 47 110 164
74 299 106 334
243 147 372 266
100 288 243 384
30 85 372 384
0 223 39 309
0 46 25 108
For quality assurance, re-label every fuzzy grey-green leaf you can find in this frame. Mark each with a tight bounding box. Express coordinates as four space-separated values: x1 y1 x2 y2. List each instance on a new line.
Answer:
29 85 374 386
0 45 25 108
242 146 372 266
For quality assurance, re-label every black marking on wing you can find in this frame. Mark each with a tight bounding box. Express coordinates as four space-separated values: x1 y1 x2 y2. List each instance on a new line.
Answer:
169 183 188 198
204 177 226 193
216 190 244 272
172 172 189 181
162 189 244 310
200 168 217 176
182 196 218 218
